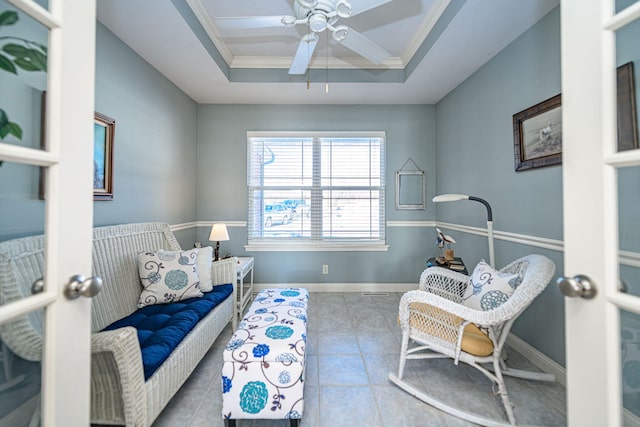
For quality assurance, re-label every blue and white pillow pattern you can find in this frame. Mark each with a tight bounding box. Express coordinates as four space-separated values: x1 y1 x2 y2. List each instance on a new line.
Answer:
137 248 202 307
222 288 308 420
462 261 519 311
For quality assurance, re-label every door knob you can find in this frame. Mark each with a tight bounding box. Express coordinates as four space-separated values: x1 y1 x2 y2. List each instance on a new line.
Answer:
557 274 597 299
64 274 103 300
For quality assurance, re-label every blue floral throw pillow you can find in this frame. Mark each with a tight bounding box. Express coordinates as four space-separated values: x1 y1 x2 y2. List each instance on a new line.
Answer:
462 261 519 311
137 248 202 307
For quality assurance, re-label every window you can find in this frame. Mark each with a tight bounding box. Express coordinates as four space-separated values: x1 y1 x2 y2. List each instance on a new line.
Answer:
247 131 386 250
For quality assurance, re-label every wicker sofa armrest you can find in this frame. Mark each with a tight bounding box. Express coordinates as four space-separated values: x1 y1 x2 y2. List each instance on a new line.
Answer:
211 257 237 286
91 327 147 427
212 257 238 327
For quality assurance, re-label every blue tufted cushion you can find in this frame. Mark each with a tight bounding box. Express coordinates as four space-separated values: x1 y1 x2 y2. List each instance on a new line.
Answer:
103 284 233 380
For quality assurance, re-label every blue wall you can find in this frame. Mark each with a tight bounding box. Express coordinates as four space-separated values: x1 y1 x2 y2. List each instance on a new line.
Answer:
0 23 199 246
94 23 199 246
435 7 565 365
0 3 48 240
196 104 438 284
1 6 582 367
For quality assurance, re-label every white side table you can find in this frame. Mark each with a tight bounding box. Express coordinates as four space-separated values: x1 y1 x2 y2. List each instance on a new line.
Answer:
236 257 254 318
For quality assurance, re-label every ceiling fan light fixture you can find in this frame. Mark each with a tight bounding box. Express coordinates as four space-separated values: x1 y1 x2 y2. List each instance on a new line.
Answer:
309 13 328 32
335 0 352 18
332 24 348 42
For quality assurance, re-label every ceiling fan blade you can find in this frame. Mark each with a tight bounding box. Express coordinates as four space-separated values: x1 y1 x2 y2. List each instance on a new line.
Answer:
289 34 319 75
339 26 390 64
214 15 298 30
348 0 394 16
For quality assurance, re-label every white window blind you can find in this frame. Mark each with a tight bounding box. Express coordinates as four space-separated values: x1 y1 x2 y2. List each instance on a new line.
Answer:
247 131 385 248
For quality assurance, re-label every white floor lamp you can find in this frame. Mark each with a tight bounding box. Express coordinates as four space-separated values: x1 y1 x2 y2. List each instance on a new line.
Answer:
432 194 495 268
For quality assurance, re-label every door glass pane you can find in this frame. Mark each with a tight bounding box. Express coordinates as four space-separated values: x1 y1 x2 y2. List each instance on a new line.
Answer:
0 308 42 426
615 17 640 153
619 167 640 297
616 0 639 14
0 161 46 306
0 0 48 151
622 309 640 424
616 15 640 151
0 159 44 424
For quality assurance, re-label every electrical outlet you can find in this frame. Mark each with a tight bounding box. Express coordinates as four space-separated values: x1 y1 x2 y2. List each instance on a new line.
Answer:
322 264 329 275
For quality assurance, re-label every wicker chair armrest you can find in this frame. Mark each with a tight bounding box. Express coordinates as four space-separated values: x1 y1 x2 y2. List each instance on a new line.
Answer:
91 327 147 426
418 267 469 303
399 290 503 328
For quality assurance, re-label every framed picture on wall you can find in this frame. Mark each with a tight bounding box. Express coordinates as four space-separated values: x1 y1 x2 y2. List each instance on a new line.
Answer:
617 62 639 152
512 94 562 172
39 91 115 200
93 112 115 200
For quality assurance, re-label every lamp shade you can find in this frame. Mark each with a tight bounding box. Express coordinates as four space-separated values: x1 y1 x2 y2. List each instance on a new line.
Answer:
432 194 470 203
209 223 229 242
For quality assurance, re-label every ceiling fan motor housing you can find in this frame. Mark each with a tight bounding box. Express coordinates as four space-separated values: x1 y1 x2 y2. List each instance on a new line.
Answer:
294 0 343 31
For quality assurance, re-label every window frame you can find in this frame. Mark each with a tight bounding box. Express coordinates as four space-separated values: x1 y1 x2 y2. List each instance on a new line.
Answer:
245 131 388 252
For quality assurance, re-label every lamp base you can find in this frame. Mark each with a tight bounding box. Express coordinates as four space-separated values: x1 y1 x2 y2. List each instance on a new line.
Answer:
214 241 220 261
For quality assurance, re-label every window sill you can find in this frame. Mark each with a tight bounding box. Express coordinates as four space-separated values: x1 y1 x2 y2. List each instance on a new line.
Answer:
244 242 389 252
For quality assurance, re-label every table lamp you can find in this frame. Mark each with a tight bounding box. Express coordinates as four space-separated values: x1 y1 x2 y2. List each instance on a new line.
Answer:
432 193 495 268
209 223 229 261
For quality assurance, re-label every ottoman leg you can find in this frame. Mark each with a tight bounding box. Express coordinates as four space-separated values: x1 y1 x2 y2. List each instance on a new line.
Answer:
226 419 236 427
290 419 300 427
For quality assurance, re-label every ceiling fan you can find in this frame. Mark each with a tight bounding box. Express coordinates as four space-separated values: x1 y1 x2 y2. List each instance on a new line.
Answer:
214 0 394 75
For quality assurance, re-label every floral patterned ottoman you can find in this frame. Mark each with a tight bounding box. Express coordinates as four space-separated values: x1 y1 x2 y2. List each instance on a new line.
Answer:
222 288 309 427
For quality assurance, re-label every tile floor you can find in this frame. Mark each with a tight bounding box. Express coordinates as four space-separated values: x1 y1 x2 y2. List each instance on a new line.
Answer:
151 292 567 427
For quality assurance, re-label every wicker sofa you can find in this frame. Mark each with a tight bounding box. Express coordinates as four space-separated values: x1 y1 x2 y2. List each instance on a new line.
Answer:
0 222 237 426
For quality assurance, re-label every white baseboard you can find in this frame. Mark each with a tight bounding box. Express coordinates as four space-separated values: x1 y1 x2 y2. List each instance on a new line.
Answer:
506 333 566 387
253 282 417 293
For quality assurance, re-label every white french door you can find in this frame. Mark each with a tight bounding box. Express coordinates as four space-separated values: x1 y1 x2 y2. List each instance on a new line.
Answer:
561 0 640 425
0 0 96 425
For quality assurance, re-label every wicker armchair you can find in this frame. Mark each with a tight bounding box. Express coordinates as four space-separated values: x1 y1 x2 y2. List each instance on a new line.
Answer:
388 254 556 426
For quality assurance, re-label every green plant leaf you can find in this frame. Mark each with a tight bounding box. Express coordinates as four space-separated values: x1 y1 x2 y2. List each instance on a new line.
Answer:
0 109 8 129
2 43 29 58
26 49 46 71
13 57 39 72
0 53 17 74
5 121 22 139
0 11 19 27
0 124 9 139
2 44 47 72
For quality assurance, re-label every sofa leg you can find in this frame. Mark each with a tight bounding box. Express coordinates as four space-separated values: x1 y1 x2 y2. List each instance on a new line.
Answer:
290 419 300 427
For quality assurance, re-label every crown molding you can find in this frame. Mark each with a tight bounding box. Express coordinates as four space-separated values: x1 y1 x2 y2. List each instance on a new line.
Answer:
402 0 451 64
186 0 234 64
186 0 422 72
